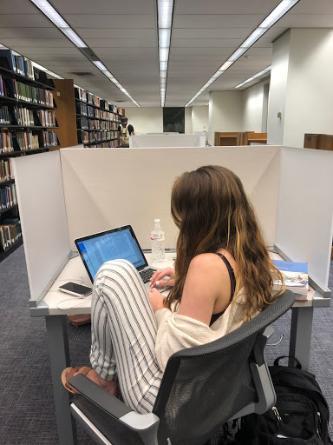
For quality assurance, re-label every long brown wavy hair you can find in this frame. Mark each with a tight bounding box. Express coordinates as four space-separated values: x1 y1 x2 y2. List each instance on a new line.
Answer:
165 165 283 318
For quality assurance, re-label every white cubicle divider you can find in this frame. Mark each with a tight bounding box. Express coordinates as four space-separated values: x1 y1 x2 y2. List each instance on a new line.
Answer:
130 133 202 148
60 146 281 250
276 147 333 290
12 151 71 303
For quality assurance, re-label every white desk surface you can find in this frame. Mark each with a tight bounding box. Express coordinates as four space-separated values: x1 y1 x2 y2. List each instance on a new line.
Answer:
32 252 329 317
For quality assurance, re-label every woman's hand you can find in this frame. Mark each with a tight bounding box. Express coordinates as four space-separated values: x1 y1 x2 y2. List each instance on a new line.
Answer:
149 288 165 312
150 267 175 289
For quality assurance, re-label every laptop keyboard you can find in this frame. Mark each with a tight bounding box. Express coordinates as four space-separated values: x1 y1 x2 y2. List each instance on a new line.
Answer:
140 268 155 284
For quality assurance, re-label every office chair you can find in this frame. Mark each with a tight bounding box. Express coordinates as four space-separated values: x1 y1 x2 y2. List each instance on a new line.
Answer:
69 290 295 445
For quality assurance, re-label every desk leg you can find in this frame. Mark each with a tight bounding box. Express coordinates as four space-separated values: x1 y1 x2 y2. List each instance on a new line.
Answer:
46 315 76 445
289 307 313 370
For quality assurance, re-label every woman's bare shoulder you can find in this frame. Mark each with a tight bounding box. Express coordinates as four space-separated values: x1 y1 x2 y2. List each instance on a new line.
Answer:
188 253 231 278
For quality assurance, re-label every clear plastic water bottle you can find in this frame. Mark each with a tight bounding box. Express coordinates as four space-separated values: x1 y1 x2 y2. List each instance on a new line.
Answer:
150 218 165 262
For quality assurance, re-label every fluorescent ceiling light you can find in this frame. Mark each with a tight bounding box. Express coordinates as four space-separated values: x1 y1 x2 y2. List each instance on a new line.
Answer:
260 0 299 28
185 0 300 106
228 47 248 62
93 60 140 107
93 60 108 71
241 27 267 48
30 0 140 106
158 0 173 28
235 66 271 89
219 61 233 71
30 0 87 48
62 28 87 48
159 29 171 48
30 0 68 27
157 0 174 107
159 48 169 62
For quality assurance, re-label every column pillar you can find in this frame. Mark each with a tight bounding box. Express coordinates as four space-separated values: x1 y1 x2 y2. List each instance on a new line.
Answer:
268 29 333 147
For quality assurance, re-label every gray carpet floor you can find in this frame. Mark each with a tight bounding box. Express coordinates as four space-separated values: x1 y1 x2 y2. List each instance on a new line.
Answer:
0 246 332 444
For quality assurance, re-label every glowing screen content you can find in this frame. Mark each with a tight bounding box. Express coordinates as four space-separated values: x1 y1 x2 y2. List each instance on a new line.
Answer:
76 228 146 280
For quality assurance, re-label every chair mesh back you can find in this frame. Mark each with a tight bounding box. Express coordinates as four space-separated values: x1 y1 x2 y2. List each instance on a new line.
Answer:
153 291 295 445
154 333 258 445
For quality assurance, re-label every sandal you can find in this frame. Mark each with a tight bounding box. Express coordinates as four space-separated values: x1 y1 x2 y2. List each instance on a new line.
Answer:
61 366 92 394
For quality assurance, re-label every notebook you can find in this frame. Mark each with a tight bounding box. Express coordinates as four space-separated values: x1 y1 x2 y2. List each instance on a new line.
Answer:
75 225 155 284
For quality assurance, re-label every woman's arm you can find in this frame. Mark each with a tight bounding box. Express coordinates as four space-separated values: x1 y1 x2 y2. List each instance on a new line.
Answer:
177 253 231 325
149 253 232 325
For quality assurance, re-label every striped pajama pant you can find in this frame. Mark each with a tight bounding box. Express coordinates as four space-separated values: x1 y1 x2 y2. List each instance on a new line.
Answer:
90 259 163 413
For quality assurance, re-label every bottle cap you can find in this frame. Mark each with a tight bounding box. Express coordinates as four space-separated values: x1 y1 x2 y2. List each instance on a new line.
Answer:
154 218 160 223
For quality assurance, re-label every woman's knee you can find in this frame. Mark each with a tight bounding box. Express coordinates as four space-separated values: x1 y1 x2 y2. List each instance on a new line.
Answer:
94 259 141 296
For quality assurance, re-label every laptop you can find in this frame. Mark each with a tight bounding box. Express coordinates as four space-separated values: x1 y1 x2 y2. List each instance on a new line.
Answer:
75 225 156 284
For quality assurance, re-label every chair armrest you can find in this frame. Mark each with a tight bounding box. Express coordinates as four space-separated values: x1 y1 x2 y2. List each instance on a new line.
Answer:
70 374 130 419
69 374 160 444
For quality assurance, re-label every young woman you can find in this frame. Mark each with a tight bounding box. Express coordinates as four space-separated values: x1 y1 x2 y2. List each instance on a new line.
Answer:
62 165 282 414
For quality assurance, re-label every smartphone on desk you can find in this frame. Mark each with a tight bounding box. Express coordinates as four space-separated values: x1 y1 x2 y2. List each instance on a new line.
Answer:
58 282 92 298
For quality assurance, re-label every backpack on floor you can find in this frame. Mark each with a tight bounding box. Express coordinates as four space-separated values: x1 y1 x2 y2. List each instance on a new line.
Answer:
235 356 332 445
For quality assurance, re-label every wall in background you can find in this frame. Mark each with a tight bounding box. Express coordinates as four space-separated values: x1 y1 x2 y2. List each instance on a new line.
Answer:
126 107 163 134
185 107 193 133
267 30 291 145
242 79 269 133
208 91 243 144
192 106 209 132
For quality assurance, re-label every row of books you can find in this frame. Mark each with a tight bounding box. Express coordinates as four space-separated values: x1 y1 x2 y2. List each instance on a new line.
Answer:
16 132 39 151
41 130 58 147
80 131 119 144
0 130 58 153
37 110 56 127
0 49 35 80
0 183 17 210
0 107 56 128
11 80 54 107
75 86 125 116
77 103 121 122
0 75 6 96
87 91 100 108
0 219 22 252
76 87 87 103
0 132 13 152
0 160 12 183
0 106 10 124
14 107 34 126
78 117 120 131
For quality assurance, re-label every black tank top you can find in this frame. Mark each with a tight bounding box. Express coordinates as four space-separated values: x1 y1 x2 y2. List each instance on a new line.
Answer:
210 253 236 325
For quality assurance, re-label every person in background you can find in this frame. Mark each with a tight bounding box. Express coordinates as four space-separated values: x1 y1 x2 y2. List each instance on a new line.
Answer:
127 123 135 136
62 165 283 414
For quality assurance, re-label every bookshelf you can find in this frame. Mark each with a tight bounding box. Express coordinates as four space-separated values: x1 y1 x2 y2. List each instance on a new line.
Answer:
54 81 126 149
75 86 125 148
0 48 59 262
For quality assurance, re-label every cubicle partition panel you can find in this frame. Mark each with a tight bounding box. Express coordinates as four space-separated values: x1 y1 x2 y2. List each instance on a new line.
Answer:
12 151 71 303
276 147 333 290
60 146 281 250
130 134 202 148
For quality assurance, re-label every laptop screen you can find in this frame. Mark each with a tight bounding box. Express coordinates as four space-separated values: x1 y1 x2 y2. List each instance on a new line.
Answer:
75 226 148 281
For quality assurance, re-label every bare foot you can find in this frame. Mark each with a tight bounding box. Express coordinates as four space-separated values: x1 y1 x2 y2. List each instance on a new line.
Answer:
86 369 118 396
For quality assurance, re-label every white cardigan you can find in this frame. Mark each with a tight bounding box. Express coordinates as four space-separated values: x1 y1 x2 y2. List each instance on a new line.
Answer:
154 289 249 371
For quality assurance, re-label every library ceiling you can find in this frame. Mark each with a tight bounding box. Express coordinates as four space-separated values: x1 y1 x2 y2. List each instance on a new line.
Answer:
0 0 332 107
